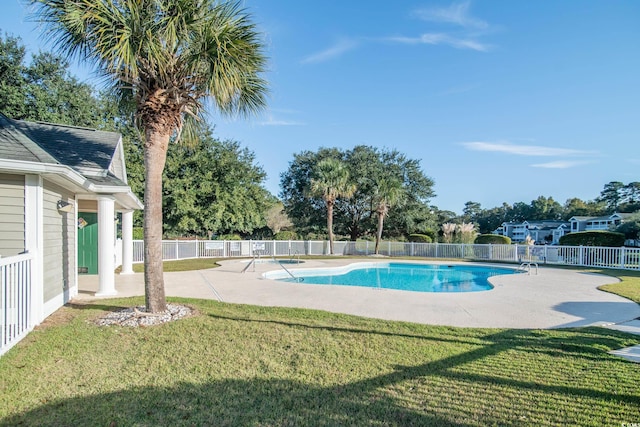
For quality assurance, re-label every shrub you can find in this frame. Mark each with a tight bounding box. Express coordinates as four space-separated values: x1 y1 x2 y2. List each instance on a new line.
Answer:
559 231 625 247
274 230 298 240
408 234 432 243
475 234 511 245
422 228 438 242
216 233 242 240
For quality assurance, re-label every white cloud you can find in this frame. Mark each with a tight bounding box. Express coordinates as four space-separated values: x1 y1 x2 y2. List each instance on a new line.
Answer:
461 141 596 157
258 118 305 126
387 33 491 52
413 1 488 30
301 39 359 64
531 161 592 169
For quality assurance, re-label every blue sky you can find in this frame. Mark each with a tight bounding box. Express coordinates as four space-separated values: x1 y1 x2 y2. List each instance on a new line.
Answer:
1 0 639 213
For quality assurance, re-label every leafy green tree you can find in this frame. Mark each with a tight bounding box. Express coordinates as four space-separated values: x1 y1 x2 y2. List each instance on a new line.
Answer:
265 202 293 236
33 0 268 312
372 177 405 254
163 129 270 238
0 33 101 127
509 202 532 222
462 201 482 224
615 213 640 241
23 52 101 126
529 196 563 220
280 146 435 241
279 147 343 237
309 158 355 254
0 32 27 118
474 203 511 234
598 181 625 213
620 182 640 213
562 197 606 219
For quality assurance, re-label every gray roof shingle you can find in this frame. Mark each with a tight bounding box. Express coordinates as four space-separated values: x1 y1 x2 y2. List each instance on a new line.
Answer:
8 117 120 173
0 114 127 186
0 114 60 164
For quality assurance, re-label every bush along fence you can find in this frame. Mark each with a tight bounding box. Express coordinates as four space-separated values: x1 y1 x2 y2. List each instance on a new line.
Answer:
132 240 640 271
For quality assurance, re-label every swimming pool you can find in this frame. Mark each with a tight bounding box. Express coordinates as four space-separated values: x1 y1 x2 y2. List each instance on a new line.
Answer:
264 262 519 293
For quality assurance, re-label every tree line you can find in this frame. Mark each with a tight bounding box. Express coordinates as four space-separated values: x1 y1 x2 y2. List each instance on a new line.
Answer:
460 181 640 235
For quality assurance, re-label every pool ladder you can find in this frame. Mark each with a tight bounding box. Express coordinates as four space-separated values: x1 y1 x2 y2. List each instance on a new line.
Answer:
517 261 539 275
241 253 261 273
241 253 302 282
273 255 303 282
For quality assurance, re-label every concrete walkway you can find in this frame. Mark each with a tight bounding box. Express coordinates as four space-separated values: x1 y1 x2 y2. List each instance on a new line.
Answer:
76 259 639 328
76 260 640 361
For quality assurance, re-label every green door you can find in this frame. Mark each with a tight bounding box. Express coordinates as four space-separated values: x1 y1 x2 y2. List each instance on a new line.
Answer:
77 212 98 274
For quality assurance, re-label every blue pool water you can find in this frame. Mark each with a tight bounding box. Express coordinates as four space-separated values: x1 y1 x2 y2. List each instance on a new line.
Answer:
268 262 518 293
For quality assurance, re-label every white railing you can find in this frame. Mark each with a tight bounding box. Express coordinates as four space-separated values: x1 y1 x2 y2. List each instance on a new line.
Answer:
131 240 640 271
1 252 34 356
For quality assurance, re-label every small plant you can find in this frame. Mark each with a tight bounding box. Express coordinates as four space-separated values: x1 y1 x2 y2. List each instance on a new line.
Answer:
441 223 456 243
475 234 511 245
456 222 476 244
274 230 298 240
408 234 432 243
559 231 625 247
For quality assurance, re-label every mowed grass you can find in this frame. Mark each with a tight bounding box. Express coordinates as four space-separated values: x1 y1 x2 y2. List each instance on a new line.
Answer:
1 298 639 426
128 258 223 273
597 268 640 303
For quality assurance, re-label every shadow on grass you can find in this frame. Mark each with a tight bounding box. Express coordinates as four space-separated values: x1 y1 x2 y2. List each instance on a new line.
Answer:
4 322 638 426
65 301 142 313
207 313 485 346
1 377 471 427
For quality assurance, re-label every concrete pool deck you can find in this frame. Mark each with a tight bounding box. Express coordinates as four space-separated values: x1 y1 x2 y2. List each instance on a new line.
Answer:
76 259 640 332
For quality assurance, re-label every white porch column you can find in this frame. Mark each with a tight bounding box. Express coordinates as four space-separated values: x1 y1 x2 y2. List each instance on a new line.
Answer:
24 175 44 324
120 210 134 275
96 196 117 296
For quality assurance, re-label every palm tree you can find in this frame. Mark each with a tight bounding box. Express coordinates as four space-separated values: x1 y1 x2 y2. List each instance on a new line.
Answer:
309 159 355 255
372 177 404 255
32 0 267 312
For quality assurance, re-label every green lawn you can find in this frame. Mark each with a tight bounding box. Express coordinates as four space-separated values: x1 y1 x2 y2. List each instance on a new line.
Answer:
1 297 639 426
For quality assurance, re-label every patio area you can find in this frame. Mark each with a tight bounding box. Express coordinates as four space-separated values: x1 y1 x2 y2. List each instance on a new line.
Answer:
76 259 640 330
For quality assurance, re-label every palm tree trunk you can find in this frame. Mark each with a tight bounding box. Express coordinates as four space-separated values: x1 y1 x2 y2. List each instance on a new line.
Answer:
327 200 334 255
143 128 170 313
375 211 385 255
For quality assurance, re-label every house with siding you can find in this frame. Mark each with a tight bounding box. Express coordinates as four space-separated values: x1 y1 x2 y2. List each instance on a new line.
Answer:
0 113 142 355
568 213 633 233
493 214 634 245
493 220 570 244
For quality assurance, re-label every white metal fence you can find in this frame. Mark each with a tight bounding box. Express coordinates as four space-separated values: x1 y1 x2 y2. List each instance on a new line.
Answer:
132 240 640 271
1 253 34 356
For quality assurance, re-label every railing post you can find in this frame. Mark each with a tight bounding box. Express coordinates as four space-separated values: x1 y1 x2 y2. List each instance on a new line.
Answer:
579 246 584 266
223 240 227 258
514 244 519 262
620 247 626 269
195 237 199 259
273 240 277 256
175 239 179 260
489 244 493 261
435 243 438 258
411 242 414 257
388 241 391 255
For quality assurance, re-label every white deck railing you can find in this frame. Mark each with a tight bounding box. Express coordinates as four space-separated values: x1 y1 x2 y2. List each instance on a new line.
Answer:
1 252 34 356
132 240 640 271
